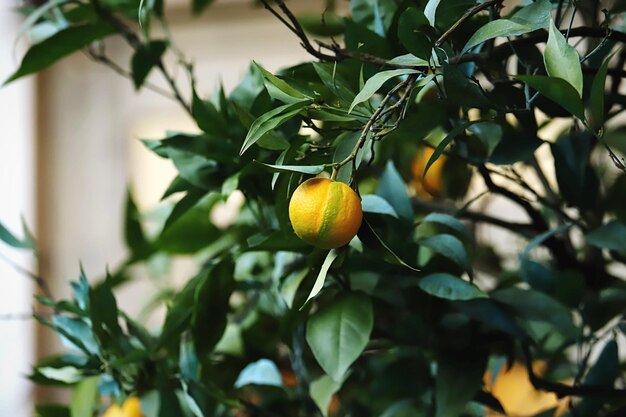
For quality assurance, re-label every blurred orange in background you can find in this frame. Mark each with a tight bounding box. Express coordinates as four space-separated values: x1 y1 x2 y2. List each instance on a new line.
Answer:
484 361 568 417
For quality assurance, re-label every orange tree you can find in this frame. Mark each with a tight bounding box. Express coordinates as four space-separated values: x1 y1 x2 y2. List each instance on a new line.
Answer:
3 0 626 416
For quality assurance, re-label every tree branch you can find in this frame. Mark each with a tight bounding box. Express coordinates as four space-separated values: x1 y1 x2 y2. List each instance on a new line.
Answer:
435 0 503 47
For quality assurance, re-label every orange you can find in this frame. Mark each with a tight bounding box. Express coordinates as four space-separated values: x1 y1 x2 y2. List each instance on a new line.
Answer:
102 397 144 417
288 177 362 249
410 147 446 197
484 361 568 417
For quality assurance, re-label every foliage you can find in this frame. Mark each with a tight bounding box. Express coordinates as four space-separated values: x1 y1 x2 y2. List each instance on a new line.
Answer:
4 0 626 416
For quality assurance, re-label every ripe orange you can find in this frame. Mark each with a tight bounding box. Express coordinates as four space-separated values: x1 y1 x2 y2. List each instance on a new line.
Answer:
484 361 568 417
288 177 362 249
410 147 446 197
102 397 144 417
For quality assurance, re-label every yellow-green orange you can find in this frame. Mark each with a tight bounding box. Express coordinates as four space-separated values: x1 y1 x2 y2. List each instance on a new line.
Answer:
289 178 362 249
102 397 144 417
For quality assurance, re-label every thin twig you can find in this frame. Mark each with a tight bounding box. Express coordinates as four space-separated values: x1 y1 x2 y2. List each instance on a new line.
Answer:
435 0 503 47
89 0 193 116
0 252 53 299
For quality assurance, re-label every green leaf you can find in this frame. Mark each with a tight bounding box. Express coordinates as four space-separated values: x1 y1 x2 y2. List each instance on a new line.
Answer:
361 194 399 218
357 219 420 272
461 0 551 54
517 75 585 120
240 99 311 155
234 359 283 388
397 8 433 60
4 23 115 85
424 0 441 26
443 64 490 108
0 219 35 249
463 20 531 54
124 189 153 261
551 134 590 206
310 375 342 417
387 54 429 67
256 162 325 175
192 260 235 359
131 40 167 89
492 287 577 338
545 20 582 97
421 213 471 240
590 52 615 129
349 69 419 113
305 249 339 304
52 316 100 355
419 273 486 300
255 62 311 104
70 377 99 417
38 366 83 384
89 277 122 351
420 234 470 272
158 271 205 350
191 90 228 136
306 293 374 381
578 340 619 416
454 299 529 339
435 353 486 417
586 220 626 253
376 160 414 221
192 0 215 15
35 405 71 417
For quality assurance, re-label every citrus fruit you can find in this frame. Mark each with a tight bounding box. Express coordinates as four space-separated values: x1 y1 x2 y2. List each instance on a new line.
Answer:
410 147 446 197
102 397 144 417
288 177 362 249
484 361 567 417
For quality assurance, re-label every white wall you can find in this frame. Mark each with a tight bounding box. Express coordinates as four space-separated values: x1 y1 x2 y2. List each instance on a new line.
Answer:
0 6 36 417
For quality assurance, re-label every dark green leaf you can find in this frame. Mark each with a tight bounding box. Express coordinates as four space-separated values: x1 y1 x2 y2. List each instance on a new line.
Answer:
419 273 486 300
357 219 420 272
192 260 235 359
454 299 529 339
435 353 486 417
124 189 153 261
421 213 471 239
306 293 374 381
492 287 577 338
131 40 167 89
191 89 228 136
590 52 615 129
4 23 115 85
89 278 122 351
443 64 490 108
420 234 471 272
192 0 215 15
376 160 414 221
397 8 433 60
35 405 71 417
577 340 619 416
545 20 582 96
551 134 591 206
516 75 585 119
586 220 626 253
423 120 479 178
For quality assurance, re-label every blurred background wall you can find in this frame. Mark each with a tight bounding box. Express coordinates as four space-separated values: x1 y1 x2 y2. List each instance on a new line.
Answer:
1 0 319 414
